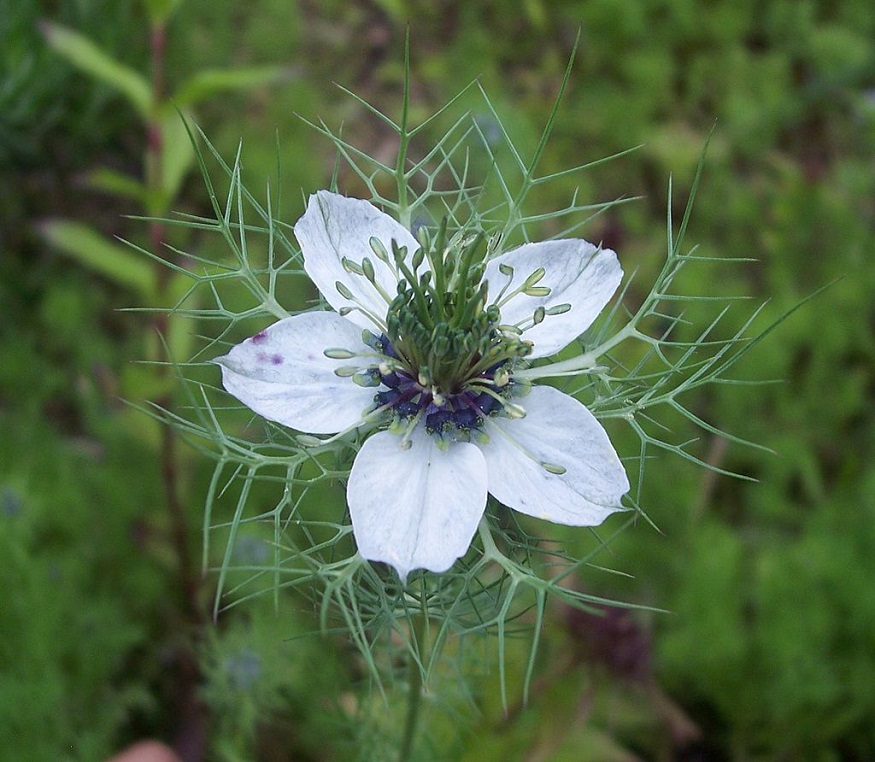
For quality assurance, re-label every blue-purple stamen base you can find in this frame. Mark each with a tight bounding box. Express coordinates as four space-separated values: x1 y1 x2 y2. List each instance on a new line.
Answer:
372 334 507 436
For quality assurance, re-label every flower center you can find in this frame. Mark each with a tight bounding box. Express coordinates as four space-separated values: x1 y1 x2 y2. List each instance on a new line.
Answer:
372 228 532 440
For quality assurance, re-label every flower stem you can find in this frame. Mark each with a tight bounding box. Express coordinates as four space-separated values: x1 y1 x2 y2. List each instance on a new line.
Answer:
398 590 428 762
397 648 423 762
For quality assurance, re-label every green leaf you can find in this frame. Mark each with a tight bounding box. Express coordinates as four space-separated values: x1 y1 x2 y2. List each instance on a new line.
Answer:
172 66 292 107
40 21 151 118
83 168 147 203
160 108 196 207
143 0 183 24
38 219 156 297
370 0 407 18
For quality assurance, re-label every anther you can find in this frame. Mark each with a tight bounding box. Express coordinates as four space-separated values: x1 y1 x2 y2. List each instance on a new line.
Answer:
323 347 357 359
546 303 571 315
341 257 364 276
541 461 567 475
492 368 510 387
524 267 546 286
368 236 391 263
391 240 409 266
362 330 382 348
352 370 382 387
333 366 360 377
523 285 552 297
411 247 425 272
504 402 526 419
361 256 376 282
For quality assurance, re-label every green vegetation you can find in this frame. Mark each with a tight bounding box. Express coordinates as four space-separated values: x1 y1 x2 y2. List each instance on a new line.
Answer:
1 1 873 760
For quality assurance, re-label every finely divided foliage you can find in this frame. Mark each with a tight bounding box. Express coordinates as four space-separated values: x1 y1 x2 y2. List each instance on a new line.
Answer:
147 61 780 696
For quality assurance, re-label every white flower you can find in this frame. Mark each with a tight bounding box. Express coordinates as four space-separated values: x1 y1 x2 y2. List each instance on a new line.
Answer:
216 191 630 580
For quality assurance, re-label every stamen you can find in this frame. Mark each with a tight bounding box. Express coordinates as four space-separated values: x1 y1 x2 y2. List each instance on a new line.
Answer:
504 402 526 419
492 262 515 305
352 370 382 387
341 257 363 275
546 303 571 315
399 410 425 449
323 347 357 359
411 247 425 272
494 267 552 308
337 298 389 333
541 462 567 475
362 330 383 349
358 255 395 305
368 236 391 264
523 285 551 297
335 280 354 299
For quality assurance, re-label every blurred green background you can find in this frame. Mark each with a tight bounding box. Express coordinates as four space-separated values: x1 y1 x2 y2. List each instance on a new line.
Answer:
1 1 874 760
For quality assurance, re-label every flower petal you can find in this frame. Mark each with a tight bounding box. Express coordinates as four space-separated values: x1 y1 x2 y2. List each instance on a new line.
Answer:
484 239 622 358
481 385 629 525
214 311 377 434
348 427 488 581
294 191 421 329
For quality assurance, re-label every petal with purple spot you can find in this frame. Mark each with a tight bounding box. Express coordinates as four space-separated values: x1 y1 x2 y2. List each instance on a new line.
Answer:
215 311 377 434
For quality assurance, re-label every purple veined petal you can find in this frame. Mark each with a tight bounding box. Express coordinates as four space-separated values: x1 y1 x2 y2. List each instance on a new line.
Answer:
347 426 488 581
214 311 378 435
480 385 629 525
484 239 623 358
294 191 422 329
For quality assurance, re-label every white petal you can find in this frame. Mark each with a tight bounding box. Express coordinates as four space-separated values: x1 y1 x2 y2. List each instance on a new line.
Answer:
347 427 488 581
294 191 421 329
214 311 377 434
481 385 629 526
484 240 622 358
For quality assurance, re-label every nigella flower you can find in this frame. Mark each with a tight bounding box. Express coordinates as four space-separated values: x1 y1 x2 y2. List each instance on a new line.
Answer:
216 191 629 580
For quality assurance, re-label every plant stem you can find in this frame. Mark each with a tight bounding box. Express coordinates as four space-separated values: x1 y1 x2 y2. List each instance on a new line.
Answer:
398 592 428 762
147 17 206 761
397 647 423 762
147 18 202 627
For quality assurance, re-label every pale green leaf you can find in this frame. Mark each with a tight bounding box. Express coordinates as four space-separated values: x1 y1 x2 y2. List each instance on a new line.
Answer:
40 21 151 117
160 108 196 207
39 219 156 297
83 168 147 203
143 0 183 24
370 0 407 18
172 66 292 107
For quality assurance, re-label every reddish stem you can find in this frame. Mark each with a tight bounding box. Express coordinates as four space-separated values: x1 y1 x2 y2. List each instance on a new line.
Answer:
147 18 207 762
